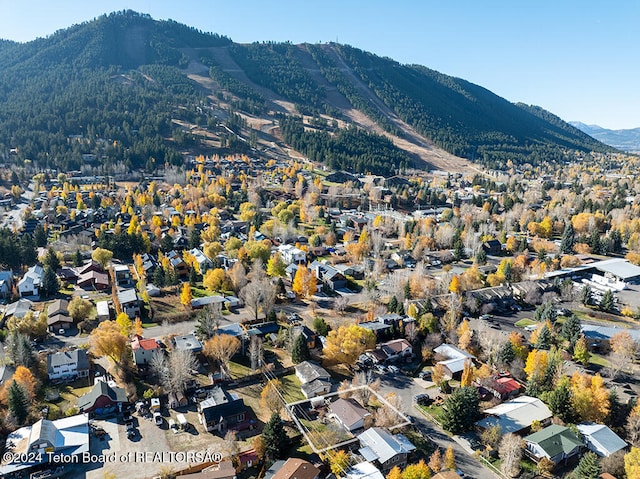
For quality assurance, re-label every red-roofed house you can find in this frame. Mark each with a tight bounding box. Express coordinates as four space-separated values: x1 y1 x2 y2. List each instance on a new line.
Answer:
476 375 522 401
132 336 160 367
238 449 259 471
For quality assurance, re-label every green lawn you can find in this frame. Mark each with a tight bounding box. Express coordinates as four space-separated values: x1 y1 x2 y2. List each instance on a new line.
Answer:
280 374 305 403
514 318 536 327
417 404 445 424
588 354 610 368
228 361 253 378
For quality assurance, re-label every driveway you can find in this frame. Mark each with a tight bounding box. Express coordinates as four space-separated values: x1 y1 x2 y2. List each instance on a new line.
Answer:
379 374 500 479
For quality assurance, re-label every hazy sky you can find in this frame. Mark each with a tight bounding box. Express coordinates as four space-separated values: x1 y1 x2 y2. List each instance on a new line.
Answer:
1 0 638 129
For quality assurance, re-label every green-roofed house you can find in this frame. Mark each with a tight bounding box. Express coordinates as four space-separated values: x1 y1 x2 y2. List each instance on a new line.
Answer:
524 424 584 465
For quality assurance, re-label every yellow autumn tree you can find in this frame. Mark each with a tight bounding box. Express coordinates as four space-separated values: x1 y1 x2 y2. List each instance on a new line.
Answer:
292 265 317 298
460 359 475 387
457 320 472 351
571 371 610 422
387 466 402 479
449 275 461 294
524 350 548 381
625 447 640 479
259 379 283 414
444 446 456 470
323 324 376 365
180 282 193 309
115 312 133 337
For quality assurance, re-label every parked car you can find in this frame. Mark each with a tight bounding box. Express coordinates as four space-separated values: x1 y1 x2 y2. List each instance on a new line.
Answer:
154 412 163 426
479 314 493 321
387 365 399 374
418 370 432 380
126 421 136 439
169 419 178 433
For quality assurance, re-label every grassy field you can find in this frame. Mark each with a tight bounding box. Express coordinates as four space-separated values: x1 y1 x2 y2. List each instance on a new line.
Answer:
589 354 610 368
514 318 536 327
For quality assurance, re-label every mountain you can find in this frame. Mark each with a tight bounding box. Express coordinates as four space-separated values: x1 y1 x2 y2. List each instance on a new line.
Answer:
0 11 616 175
569 122 640 153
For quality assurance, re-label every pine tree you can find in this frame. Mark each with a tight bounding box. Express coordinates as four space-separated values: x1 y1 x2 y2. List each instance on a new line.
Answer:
561 314 582 348
498 341 515 366
581 285 592 306
560 221 575 254
73 250 84 267
153 267 165 287
7 380 28 424
388 296 399 313
189 266 198 285
475 248 487 265
44 247 61 271
453 240 465 261
535 325 551 350
291 333 310 364
262 413 289 462
404 281 412 300
41 265 59 297
600 290 615 312
34 225 47 247
573 451 601 479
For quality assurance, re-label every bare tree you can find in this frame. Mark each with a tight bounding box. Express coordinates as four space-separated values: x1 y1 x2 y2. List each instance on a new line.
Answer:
351 371 380 406
228 261 247 294
334 295 350 315
606 331 639 379
374 392 404 427
249 335 264 371
150 349 198 395
195 302 222 339
499 434 524 477
240 277 277 321
404 322 418 344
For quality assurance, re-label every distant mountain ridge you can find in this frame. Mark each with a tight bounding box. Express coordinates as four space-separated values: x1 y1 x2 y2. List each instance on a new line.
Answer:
570 122 640 153
0 11 616 174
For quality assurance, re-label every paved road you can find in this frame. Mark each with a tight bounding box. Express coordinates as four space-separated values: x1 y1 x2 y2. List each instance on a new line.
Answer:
1 184 34 230
379 374 500 479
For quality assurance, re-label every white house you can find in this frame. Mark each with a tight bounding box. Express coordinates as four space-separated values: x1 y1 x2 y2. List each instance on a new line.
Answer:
295 361 332 398
0 271 13 299
47 349 90 381
357 427 416 473
433 343 476 378
18 264 44 298
346 462 385 479
131 336 161 367
0 414 89 476
189 247 214 273
577 423 627 457
476 396 552 434
117 289 142 319
278 244 306 264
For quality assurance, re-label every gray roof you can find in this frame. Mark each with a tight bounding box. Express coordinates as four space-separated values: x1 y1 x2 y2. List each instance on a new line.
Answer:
577 423 627 457
117 288 139 305
593 258 640 280
330 398 370 430
0 364 16 385
173 334 203 353
295 361 331 384
47 349 89 374
357 427 416 464
581 324 640 342
476 396 552 433
4 298 33 318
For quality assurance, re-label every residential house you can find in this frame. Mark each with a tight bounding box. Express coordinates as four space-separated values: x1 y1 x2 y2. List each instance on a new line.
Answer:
329 398 371 432
475 375 522 401
3 298 33 323
433 344 476 379
309 261 348 291
278 244 307 264
182 460 237 479
117 289 142 319
0 270 13 299
76 260 104 276
577 423 627 457
166 250 189 278
237 449 259 471
191 295 227 309
482 239 503 255
47 298 73 332
47 349 90 381
0 414 89 476
295 361 332 399
0 364 16 386
77 270 109 290
293 325 317 349
18 264 44 297
137 253 159 276
197 386 247 433
189 248 214 273
77 380 127 414
524 424 583 465
476 396 552 434
174 334 203 354
346 462 385 479
96 300 111 321
113 264 133 287
335 263 365 280
379 339 413 362
357 427 416 473
131 336 161 367
265 458 320 479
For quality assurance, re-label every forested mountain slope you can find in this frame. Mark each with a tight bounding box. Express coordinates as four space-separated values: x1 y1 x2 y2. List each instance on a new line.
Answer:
0 10 615 174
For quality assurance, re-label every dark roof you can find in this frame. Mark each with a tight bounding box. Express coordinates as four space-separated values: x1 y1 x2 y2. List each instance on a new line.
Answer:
77 381 127 411
199 387 246 423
